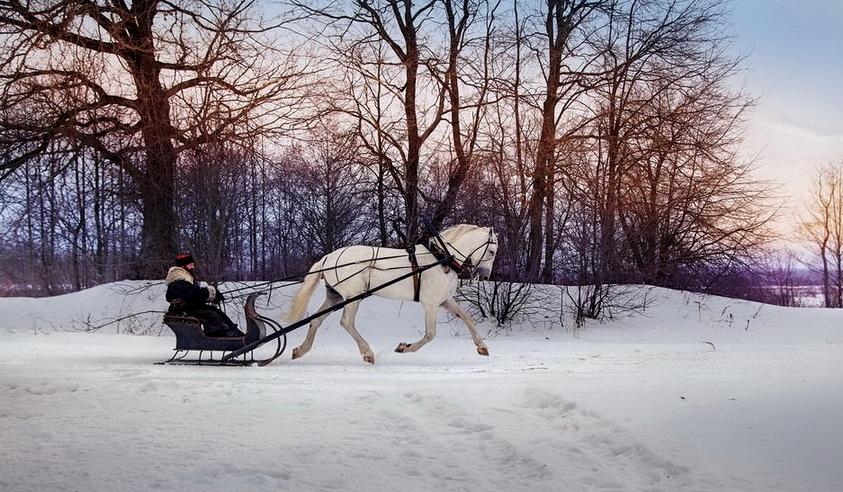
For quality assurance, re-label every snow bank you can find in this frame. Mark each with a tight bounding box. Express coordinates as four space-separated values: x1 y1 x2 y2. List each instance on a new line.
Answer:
2 281 840 341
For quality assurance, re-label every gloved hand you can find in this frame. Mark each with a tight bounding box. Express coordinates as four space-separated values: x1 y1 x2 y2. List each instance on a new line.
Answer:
207 285 218 302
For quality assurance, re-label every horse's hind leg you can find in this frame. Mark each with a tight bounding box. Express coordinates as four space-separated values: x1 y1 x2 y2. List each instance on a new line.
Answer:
441 299 489 356
292 286 343 360
339 301 375 364
395 301 438 354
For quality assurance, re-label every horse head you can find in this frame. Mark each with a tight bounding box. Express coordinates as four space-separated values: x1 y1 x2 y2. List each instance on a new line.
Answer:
440 224 498 280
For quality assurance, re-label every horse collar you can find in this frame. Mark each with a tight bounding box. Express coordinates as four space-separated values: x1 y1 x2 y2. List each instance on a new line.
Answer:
427 240 465 274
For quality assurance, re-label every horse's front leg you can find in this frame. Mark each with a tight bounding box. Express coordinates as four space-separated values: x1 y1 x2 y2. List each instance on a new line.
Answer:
441 299 489 356
395 301 438 353
339 300 375 364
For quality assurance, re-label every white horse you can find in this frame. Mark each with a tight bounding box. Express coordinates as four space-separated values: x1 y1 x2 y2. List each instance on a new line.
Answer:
286 224 498 364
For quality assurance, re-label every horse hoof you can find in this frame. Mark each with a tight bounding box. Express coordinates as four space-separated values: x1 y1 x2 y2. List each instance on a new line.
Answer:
477 347 489 356
395 342 410 353
292 348 303 360
363 354 375 364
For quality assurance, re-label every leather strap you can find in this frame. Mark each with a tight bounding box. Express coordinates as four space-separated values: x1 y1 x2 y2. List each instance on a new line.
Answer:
407 245 421 302
427 239 464 274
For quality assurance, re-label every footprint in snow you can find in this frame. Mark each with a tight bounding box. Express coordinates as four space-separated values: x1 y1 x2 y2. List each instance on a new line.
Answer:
446 417 494 434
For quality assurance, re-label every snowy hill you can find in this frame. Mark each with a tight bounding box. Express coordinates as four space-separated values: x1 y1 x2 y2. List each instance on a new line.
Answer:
1 282 842 491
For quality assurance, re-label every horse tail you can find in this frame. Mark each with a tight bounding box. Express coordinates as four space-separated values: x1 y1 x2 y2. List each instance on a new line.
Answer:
287 261 324 323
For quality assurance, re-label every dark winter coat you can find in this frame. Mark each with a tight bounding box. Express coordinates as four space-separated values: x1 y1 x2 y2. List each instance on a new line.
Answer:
165 266 217 309
164 266 237 335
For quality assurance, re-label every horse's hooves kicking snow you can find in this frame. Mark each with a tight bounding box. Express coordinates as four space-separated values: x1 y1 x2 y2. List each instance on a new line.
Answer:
477 347 489 356
363 354 375 364
395 342 411 353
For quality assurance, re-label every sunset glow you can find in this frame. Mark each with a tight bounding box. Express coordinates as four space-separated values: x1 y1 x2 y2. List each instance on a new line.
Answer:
731 0 843 230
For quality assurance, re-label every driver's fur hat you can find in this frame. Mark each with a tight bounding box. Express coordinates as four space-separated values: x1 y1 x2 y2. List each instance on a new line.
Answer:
174 253 195 267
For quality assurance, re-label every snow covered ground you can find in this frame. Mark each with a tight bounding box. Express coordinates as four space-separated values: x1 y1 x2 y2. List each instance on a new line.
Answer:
1 282 842 492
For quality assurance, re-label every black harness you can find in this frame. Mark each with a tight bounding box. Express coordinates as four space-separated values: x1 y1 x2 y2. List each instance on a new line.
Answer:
406 225 497 301
406 224 465 302
430 225 497 277
406 244 422 302
426 237 466 275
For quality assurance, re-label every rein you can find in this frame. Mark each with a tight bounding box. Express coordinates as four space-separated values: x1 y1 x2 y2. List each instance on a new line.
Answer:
219 225 494 300
218 253 412 296
427 226 496 277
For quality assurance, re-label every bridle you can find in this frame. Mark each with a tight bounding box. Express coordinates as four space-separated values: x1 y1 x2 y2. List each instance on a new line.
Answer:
428 227 496 277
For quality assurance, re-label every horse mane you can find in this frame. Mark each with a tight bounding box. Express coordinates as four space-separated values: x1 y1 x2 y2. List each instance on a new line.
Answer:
439 224 483 242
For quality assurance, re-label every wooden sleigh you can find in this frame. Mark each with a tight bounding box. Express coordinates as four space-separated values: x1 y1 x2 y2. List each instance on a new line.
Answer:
159 293 286 366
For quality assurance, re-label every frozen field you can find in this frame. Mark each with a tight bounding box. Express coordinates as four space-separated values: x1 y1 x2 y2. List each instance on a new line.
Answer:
1 282 842 491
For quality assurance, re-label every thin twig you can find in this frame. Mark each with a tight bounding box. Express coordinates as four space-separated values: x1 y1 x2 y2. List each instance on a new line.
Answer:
81 310 167 332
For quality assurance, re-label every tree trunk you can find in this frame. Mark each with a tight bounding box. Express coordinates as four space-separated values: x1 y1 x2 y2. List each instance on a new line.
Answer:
404 39 421 243
377 158 389 246
132 53 178 278
821 240 831 307
542 168 556 283
93 152 106 283
526 79 560 281
526 2 566 281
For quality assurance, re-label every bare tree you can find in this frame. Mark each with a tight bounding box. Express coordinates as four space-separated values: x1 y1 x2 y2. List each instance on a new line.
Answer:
427 0 498 229
523 0 603 281
295 0 448 241
589 0 732 282
290 124 374 259
0 0 779 310
0 0 309 277
294 0 500 242
800 164 843 307
758 250 804 307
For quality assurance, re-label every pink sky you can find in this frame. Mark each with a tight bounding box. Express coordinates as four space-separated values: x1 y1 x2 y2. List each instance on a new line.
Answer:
730 1 843 236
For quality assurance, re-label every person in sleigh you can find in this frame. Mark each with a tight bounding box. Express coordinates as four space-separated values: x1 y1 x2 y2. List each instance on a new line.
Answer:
164 253 243 338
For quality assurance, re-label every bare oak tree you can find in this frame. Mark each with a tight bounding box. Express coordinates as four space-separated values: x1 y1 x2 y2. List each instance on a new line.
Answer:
0 0 308 276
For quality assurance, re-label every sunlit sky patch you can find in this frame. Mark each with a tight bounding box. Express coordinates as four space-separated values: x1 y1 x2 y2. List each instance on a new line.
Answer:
729 0 843 234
